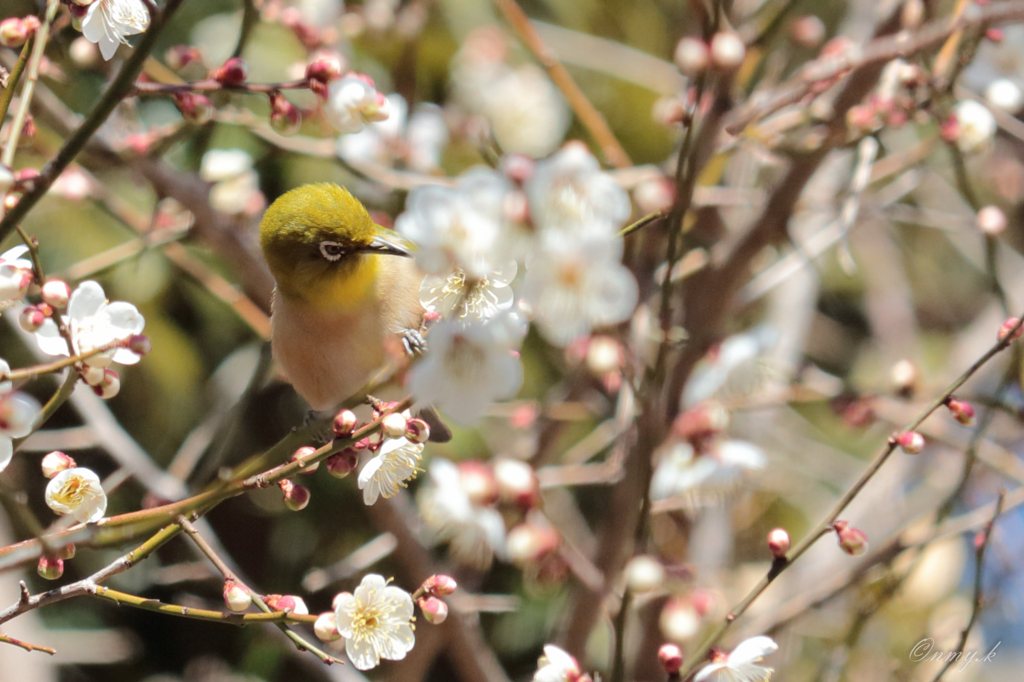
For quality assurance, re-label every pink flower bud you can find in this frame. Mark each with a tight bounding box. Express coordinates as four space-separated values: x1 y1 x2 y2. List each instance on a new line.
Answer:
998 317 1024 342
68 4 89 19
946 398 976 426
41 451 77 479
37 556 63 580
709 32 746 71
332 409 358 437
173 92 214 125
790 15 826 49
224 581 251 612
41 280 71 308
897 430 925 455
421 574 457 597
305 55 344 83
493 458 539 509
212 57 248 85
381 412 408 439
690 589 715 617
674 37 709 76
987 27 1005 43
314 612 341 641
278 479 310 511
21 16 39 34
977 206 1007 236
458 460 498 506
56 543 76 560
834 521 868 556
418 596 448 624
767 528 791 557
290 445 320 474
269 92 302 137
19 305 46 333
404 417 430 444
92 369 120 400
506 522 559 565
127 334 151 357
80 365 105 387
326 449 359 478
501 153 535 184
166 45 203 71
265 594 308 615
658 643 684 674
0 18 28 49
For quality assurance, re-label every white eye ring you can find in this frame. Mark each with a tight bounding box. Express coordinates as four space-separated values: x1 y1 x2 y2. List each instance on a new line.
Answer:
319 241 346 262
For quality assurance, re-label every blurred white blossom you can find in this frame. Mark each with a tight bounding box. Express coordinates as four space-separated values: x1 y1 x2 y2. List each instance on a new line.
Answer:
337 94 448 172
45 467 107 523
358 436 423 505
0 363 41 472
200 149 262 215
985 78 1024 114
522 233 637 346
35 281 144 368
333 574 415 670
325 75 391 134
649 440 766 504
533 644 583 682
419 261 517 322
695 636 778 682
408 313 525 425
525 142 631 236
395 167 513 278
418 458 506 569
80 0 150 61
0 245 33 305
951 99 997 153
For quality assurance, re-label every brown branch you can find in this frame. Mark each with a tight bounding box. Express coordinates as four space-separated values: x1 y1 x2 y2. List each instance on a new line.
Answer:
132 77 312 95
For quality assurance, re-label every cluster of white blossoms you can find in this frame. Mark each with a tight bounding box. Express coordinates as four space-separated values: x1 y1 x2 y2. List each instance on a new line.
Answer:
325 75 392 134
200 148 264 216
332 574 415 670
336 93 449 173
395 142 638 425
0 359 41 472
76 0 151 62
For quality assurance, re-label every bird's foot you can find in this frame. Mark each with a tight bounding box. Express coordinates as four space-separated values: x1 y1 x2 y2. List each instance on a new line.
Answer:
303 409 334 445
401 328 427 356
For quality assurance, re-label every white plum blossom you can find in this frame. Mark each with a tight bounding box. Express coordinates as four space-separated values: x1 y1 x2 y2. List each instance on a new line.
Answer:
522 233 638 347
533 644 583 682
80 0 151 61
395 167 514 278
35 281 145 368
525 142 631 236
0 245 34 305
649 440 766 505
45 467 107 523
337 94 449 172
419 261 517 322
694 636 778 682
951 99 997 153
333 574 415 670
418 458 506 569
358 436 424 505
0 363 41 472
985 78 1024 114
325 75 391 134
408 313 525 426
200 149 261 215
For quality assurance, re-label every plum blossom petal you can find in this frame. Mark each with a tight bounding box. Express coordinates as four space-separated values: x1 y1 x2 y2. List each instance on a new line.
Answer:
357 437 423 505
333 574 415 670
45 467 107 523
81 0 150 61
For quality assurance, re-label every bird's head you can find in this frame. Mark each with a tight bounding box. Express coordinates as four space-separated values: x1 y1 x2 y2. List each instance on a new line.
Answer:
259 183 412 307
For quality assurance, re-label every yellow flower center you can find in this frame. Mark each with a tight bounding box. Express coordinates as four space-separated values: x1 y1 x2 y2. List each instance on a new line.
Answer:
55 475 95 508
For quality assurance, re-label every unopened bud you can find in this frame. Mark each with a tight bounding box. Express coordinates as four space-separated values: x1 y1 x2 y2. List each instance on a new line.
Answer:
265 594 308 615
767 528 791 557
421 574 457 597
19 305 46 333
790 15 826 49
709 32 745 71
314 612 341 641
92 369 120 399
890 359 918 398
56 543 76 560
306 55 344 83
332 591 351 611
127 334 151 356
326 449 359 478
659 596 700 642
173 92 214 125
290 445 320 474
897 430 925 454
501 153 535 184
269 92 302 136
459 460 498 506
977 206 1007 236
658 643 684 674
41 280 71 309
224 581 252 612
674 37 709 76
834 520 868 556
212 57 248 85
80 364 105 387
999 317 1024 342
505 522 559 565
381 412 408 439
624 554 666 593
166 45 203 71
0 18 29 48
404 417 430 443
279 479 310 511
493 457 539 509
946 398 976 426
418 596 448 624
37 556 63 580
332 409 358 437
41 451 76 479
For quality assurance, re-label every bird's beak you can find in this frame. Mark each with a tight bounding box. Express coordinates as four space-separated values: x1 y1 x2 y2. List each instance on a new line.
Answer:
361 234 413 258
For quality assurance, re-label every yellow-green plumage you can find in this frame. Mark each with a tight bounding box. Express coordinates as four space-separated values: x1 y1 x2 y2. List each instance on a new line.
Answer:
259 183 423 409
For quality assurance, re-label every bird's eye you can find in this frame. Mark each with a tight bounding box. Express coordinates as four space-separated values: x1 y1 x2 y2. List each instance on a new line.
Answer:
319 241 346 262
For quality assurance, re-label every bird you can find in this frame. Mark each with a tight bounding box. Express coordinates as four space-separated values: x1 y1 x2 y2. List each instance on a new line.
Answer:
258 183 426 414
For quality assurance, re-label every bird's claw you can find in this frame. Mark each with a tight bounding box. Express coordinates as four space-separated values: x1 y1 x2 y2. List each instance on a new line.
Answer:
304 409 333 445
401 328 427 356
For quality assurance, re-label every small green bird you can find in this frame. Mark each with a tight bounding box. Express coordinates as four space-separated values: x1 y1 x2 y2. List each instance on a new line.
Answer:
259 183 424 412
